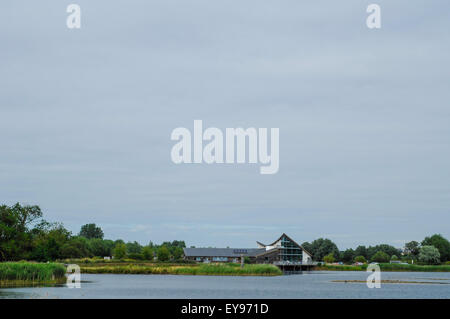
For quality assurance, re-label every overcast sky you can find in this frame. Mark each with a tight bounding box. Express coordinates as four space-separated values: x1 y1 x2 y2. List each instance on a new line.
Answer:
1 1 449 249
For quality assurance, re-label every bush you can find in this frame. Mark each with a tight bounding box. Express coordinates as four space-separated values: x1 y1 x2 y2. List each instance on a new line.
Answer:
128 253 144 260
371 251 390 263
142 247 153 260
422 234 450 262
323 253 335 263
157 246 170 261
418 245 441 265
354 255 367 263
113 243 127 259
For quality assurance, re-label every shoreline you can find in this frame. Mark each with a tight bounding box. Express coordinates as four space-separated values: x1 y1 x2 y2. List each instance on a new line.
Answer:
79 263 282 276
313 263 450 272
2 261 450 288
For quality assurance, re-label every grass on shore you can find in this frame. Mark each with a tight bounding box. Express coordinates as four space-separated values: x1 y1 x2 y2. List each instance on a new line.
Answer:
314 263 450 272
80 263 282 276
0 262 66 287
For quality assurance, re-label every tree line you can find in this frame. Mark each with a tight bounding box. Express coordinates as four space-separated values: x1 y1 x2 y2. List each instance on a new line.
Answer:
0 203 184 262
302 235 450 265
1 203 449 265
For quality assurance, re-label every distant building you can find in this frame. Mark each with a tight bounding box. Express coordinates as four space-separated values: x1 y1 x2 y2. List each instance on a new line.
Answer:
183 233 313 264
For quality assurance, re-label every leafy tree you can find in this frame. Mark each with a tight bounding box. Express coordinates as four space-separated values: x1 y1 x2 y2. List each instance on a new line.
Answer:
61 236 91 258
391 255 399 261
354 255 367 263
161 240 186 248
79 223 104 239
341 249 355 264
323 253 335 263
128 252 144 260
172 247 184 260
88 238 113 257
113 243 127 259
0 203 43 260
418 245 441 265
404 241 420 257
422 234 450 262
302 238 339 261
30 223 71 261
142 246 154 260
367 244 400 260
354 245 368 259
371 251 390 263
126 241 143 254
157 246 170 261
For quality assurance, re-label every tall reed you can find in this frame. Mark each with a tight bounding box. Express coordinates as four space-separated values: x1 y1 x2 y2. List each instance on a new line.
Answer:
81 263 282 276
0 262 66 285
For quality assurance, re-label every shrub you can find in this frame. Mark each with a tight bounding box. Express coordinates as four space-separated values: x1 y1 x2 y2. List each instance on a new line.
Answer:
371 251 390 263
418 245 441 265
354 255 367 263
142 247 153 260
113 243 127 259
323 253 335 263
128 253 144 260
157 246 170 261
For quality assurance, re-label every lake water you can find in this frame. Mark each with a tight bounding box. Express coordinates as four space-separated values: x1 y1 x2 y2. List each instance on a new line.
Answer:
0 271 449 299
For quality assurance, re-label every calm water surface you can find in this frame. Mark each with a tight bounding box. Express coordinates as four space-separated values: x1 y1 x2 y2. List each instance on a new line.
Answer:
0 271 449 299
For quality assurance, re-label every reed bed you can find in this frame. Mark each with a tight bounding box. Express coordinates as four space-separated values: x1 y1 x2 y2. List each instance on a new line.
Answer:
0 262 66 287
80 263 282 276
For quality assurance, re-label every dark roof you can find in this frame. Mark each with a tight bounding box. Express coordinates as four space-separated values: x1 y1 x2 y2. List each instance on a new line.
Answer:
183 248 265 257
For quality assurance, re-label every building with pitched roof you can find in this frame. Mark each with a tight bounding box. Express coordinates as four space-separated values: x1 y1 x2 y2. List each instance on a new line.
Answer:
183 233 313 265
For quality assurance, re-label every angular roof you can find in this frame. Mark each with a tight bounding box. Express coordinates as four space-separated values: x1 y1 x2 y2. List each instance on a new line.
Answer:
183 248 265 257
257 233 313 257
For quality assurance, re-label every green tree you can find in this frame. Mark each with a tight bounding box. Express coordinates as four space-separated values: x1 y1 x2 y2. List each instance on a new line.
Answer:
354 255 367 263
126 241 143 254
79 223 104 239
157 246 170 261
302 238 339 261
61 236 91 258
30 223 71 261
88 238 112 257
367 244 400 260
0 203 43 260
422 234 450 262
404 241 420 257
172 247 184 260
371 251 390 263
390 255 399 261
418 245 441 265
323 253 335 263
354 245 368 259
341 249 355 264
142 246 154 260
113 243 127 259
